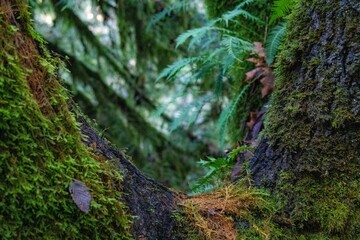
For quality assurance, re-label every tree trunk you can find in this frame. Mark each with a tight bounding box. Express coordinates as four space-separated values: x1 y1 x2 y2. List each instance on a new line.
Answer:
1 0 359 239
247 0 360 237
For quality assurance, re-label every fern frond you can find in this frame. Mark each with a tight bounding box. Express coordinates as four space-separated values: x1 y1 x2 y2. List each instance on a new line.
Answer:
147 1 189 31
217 82 252 144
269 0 295 24
156 57 204 81
187 28 219 50
222 7 260 26
237 0 257 8
170 95 213 131
214 71 225 97
265 22 286 64
221 35 253 62
176 26 218 48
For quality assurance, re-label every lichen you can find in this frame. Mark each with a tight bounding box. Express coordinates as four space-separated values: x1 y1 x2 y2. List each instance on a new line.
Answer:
0 1 132 239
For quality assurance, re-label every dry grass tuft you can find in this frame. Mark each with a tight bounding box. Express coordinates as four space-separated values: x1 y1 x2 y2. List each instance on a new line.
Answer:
180 184 269 240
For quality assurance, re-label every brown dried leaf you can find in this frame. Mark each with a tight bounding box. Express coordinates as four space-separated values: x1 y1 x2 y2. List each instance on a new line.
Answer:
246 57 260 64
245 68 262 82
253 42 266 58
246 112 258 129
260 70 275 97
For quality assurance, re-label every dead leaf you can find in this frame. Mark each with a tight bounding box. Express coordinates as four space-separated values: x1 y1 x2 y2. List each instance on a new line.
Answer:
253 42 266 59
259 69 275 97
246 57 261 65
245 68 262 82
69 179 92 214
246 112 258 129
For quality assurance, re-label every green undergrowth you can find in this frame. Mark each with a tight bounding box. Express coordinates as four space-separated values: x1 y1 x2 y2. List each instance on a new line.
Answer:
0 2 132 239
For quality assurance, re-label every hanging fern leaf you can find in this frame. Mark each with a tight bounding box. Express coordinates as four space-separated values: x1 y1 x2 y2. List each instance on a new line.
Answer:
237 0 257 8
265 22 286 64
176 26 220 48
170 95 213 131
156 57 203 81
214 71 225 97
222 8 260 26
217 82 252 144
177 1 259 48
221 35 253 62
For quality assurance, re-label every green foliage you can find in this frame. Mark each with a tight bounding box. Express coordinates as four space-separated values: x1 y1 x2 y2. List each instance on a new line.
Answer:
156 57 204 82
204 0 241 19
264 0 295 64
217 82 253 144
269 0 296 24
265 22 286 64
191 145 252 193
147 1 190 31
0 6 131 239
156 1 262 144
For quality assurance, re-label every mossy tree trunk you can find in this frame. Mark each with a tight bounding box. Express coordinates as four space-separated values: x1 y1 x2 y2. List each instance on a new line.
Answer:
248 0 360 237
0 1 179 239
1 0 359 239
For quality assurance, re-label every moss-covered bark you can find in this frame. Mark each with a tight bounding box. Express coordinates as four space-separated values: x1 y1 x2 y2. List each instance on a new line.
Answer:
0 1 132 238
0 1 179 239
249 0 360 238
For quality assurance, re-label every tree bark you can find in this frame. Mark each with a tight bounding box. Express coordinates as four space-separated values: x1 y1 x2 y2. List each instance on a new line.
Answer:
78 116 182 239
247 0 360 236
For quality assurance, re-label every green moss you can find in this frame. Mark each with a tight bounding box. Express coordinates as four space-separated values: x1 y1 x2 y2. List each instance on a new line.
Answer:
0 3 132 239
278 172 360 239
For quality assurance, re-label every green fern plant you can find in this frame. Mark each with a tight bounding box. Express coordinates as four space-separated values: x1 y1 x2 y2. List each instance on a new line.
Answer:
155 1 261 140
269 0 296 24
217 82 253 144
265 22 286 64
191 145 253 193
264 0 296 64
